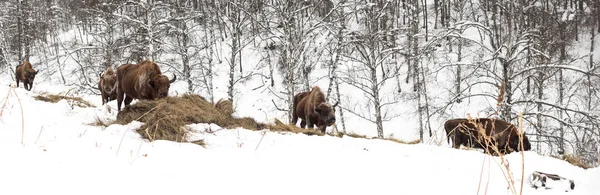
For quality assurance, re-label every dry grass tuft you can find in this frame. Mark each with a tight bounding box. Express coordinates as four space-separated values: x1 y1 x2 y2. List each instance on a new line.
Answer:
33 93 93 108
214 99 233 116
335 132 420 144
552 154 594 169
384 137 421 145
88 116 112 127
336 131 370 139
115 94 324 144
269 118 324 136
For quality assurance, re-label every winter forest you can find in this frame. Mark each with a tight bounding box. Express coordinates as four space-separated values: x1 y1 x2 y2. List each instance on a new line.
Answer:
0 0 599 168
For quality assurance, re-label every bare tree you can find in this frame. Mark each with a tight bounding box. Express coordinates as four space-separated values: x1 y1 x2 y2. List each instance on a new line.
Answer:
340 1 403 139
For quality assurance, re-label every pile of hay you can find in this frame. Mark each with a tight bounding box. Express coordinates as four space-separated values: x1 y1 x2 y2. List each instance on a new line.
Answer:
116 94 323 143
34 93 93 108
552 154 594 169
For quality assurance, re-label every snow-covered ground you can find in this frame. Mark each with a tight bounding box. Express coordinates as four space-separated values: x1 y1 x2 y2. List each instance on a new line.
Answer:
0 83 598 195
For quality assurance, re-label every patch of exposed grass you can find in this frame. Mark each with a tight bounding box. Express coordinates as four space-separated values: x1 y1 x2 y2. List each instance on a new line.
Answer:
88 116 112 127
336 131 420 145
115 94 323 144
552 154 594 169
114 94 422 146
33 93 93 108
269 118 324 136
383 137 421 145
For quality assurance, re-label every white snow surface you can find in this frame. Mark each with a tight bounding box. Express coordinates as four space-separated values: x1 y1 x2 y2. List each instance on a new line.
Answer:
0 83 598 195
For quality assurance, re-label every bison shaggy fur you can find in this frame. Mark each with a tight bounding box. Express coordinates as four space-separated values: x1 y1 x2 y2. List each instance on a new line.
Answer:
444 118 531 155
116 60 176 111
292 86 336 133
15 61 38 91
99 67 117 105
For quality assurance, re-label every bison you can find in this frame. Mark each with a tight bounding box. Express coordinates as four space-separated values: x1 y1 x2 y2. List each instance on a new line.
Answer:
116 60 176 111
291 91 310 127
15 61 38 91
292 86 337 133
99 67 117 105
444 118 531 155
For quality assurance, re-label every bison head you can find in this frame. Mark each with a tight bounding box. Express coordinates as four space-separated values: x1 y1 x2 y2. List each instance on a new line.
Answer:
27 69 38 81
149 73 176 99
315 102 336 126
101 71 117 94
508 134 532 152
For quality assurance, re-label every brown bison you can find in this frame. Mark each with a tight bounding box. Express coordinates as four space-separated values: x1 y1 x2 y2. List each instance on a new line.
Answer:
116 60 176 111
99 67 117 105
291 91 310 127
292 86 337 133
15 61 38 91
444 118 531 155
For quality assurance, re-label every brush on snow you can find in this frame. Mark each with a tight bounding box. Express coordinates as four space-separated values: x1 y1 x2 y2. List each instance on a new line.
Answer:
530 171 575 192
115 94 324 144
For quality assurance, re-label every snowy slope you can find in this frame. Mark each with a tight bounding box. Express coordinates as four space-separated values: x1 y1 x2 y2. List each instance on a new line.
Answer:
0 83 598 195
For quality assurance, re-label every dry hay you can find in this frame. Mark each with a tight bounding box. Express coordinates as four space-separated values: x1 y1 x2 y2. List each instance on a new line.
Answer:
335 131 420 145
115 94 323 144
33 93 93 108
552 154 594 169
214 99 233 116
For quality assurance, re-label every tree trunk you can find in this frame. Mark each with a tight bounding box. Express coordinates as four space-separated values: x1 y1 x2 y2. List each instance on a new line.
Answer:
501 60 512 122
558 69 565 154
228 13 239 101
147 0 154 61
371 65 384 138
536 70 544 153
335 78 346 133
17 0 23 64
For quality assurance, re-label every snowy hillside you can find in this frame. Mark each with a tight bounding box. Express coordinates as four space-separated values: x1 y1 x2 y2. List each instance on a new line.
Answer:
0 82 598 195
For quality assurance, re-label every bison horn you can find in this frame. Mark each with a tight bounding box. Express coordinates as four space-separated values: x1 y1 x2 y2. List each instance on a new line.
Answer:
170 74 177 83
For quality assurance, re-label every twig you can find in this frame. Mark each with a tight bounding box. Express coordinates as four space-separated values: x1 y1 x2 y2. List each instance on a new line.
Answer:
0 87 11 118
255 130 268 151
485 156 491 194
518 112 525 195
116 126 130 156
145 127 153 141
35 126 44 144
477 155 487 195
11 88 25 144
271 99 288 111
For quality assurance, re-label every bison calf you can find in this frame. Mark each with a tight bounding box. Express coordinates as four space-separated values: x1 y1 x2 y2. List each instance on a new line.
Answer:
444 118 531 155
292 86 337 133
99 67 117 105
15 61 38 91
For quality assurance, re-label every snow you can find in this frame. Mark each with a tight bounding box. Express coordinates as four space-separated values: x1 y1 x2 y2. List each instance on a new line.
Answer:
0 83 598 195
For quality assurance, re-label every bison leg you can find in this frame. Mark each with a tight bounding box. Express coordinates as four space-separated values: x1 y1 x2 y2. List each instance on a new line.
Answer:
117 88 124 111
25 82 31 91
101 91 106 105
291 111 298 125
124 96 133 106
318 126 326 134
16 78 19 88
305 117 315 130
28 81 33 91
300 120 306 128
452 134 462 149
